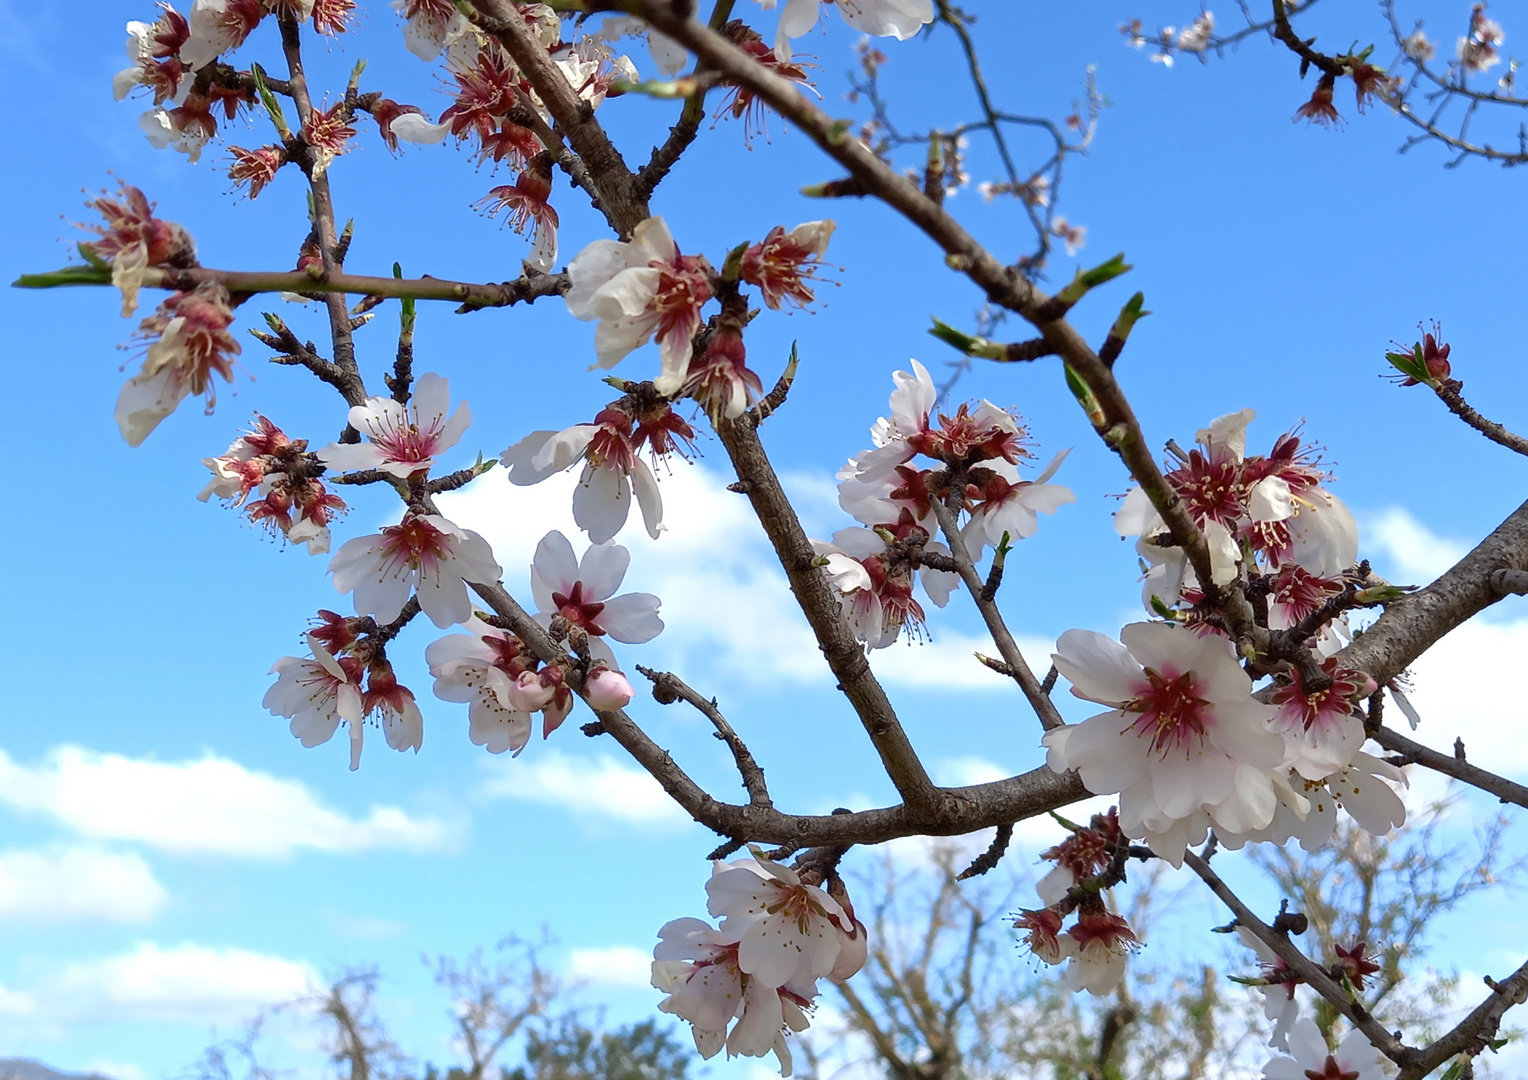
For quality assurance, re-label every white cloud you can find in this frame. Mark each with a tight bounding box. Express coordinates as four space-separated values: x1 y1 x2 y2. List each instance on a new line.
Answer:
933 756 1010 787
0 982 34 1016
477 750 691 827
1364 506 1470 584
0 847 166 922
45 942 317 1024
1399 616 1528 779
567 945 651 988
0 746 451 857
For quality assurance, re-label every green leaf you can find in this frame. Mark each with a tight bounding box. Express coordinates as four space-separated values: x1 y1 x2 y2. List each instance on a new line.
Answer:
12 264 114 288
1057 253 1131 304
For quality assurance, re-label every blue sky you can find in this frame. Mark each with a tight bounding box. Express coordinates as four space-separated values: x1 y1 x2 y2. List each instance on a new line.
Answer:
4 1 1528 1077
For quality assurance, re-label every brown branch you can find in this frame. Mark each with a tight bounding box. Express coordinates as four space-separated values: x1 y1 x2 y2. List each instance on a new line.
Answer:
955 822 1012 880
468 0 650 236
637 665 771 807
711 409 941 811
276 12 363 402
1373 726 1528 812
1400 960 1528 1079
1338 496 1528 684
1433 379 1528 458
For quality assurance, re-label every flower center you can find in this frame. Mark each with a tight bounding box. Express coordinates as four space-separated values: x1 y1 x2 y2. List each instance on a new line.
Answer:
552 580 607 635
1126 667 1211 756
378 516 450 572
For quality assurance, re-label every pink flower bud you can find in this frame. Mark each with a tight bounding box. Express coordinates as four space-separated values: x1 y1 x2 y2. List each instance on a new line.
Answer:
507 670 556 713
584 668 635 711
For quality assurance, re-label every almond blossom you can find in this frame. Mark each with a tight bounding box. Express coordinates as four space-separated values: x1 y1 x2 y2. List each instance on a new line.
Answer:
564 216 714 391
762 0 934 59
1262 1016 1386 1080
425 618 538 755
329 512 502 628
501 399 690 543
318 373 471 479
1235 926 1302 1051
530 530 663 670
392 0 470 60
811 515 958 650
739 221 835 310
117 282 240 445
961 448 1077 558
362 660 425 756
181 0 265 70
1062 909 1137 995
1115 410 1358 608
1044 623 1286 864
83 181 196 318
651 919 812 1076
707 854 853 987
652 854 863 1077
263 638 365 769
477 163 559 273
114 7 191 105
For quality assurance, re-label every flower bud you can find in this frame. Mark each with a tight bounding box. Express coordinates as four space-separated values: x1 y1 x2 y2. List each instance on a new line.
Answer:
584 668 635 710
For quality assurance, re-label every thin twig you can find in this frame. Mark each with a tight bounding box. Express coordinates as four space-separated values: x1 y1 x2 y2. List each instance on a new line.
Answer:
929 497 1064 731
637 665 771 807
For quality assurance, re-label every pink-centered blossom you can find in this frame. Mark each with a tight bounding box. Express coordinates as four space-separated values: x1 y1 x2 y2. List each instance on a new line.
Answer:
363 661 424 756
114 6 191 105
318 373 471 479
502 406 672 543
651 919 812 1076
1235 926 1302 1051
83 182 197 318
392 0 469 60
330 512 502 628
739 221 834 310
478 163 560 273
1262 1017 1386 1080
117 282 240 446
811 515 959 651
181 0 264 70
707 854 851 987
1270 659 1374 781
263 637 365 769
426 618 538 755
1044 622 1285 864
961 447 1076 558
1063 909 1137 996
564 217 714 391
530 530 663 670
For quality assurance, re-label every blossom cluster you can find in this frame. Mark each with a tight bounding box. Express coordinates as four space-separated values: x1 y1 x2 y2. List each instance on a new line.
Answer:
1013 809 1141 997
199 414 347 554
815 359 1074 649
251 373 656 765
504 217 832 541
652 853 867 1076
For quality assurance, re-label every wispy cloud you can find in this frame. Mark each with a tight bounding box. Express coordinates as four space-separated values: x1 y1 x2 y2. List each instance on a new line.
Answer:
477 750 691 828
1402 616 1528 779
567 945 652 988
0 746 452 857
0 846 166 923
44 942 317 1024
1364 506 1470 584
